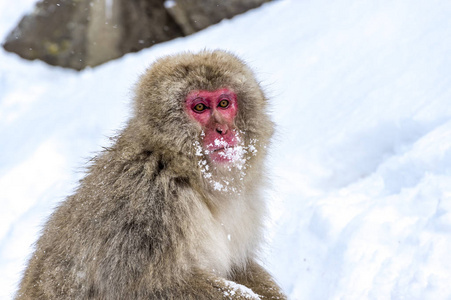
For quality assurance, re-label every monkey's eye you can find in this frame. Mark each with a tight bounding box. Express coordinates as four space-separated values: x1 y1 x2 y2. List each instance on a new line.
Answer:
218 99 229 108
193 103 207 112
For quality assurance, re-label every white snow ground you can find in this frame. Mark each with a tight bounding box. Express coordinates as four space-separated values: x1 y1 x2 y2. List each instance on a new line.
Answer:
1 0 451 299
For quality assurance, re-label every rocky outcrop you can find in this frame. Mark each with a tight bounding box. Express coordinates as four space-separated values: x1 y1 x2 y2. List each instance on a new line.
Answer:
2 0 270 70
165 0 271 35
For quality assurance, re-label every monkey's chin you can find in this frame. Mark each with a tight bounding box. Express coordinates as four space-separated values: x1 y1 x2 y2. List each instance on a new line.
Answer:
209 146 243 164
209 149 231 164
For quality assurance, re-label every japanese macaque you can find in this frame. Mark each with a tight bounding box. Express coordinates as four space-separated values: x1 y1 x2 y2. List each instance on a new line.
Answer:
16 50 285 299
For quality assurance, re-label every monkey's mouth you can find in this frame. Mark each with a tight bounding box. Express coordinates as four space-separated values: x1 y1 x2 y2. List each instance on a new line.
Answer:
212 146 232 153
209 145 245 164
204 137 242 163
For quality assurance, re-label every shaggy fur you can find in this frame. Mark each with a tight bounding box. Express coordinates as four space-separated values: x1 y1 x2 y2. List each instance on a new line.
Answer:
16 50 285 299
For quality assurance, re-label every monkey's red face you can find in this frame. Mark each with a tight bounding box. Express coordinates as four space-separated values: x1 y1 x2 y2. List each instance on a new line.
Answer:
186 88 241 163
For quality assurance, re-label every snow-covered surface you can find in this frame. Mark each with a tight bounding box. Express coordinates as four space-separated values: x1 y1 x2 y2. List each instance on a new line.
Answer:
221 279 261 299
1 0 451 299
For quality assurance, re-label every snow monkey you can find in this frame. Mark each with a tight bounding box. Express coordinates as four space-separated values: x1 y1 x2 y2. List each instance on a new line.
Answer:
16 50 286 299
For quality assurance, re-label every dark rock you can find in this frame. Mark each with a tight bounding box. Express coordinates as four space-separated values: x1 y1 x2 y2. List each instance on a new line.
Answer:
165 0 271 35
119 0 182 54
3 0 90 70
2 0 271 70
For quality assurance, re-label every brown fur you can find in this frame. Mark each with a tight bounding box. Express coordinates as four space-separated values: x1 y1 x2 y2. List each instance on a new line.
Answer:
16 50 286 299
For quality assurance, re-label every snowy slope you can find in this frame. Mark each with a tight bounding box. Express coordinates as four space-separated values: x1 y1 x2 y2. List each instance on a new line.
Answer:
1 0 451 299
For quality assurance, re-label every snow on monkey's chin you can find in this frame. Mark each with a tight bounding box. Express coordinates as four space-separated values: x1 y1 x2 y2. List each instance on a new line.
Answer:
209 143 245 165
205 136 246 167
193 133 259 193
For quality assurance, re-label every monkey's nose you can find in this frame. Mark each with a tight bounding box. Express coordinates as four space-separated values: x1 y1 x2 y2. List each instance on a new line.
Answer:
216 124 228 135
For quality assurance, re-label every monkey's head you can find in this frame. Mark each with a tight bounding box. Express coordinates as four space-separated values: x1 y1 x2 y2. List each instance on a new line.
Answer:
127 50 273 192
